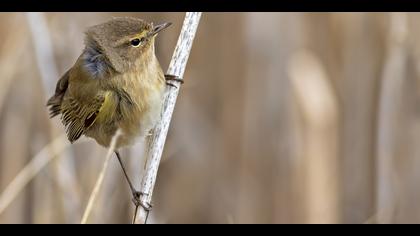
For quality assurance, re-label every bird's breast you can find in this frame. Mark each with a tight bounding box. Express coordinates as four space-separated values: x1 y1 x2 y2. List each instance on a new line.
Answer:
112 65 165 147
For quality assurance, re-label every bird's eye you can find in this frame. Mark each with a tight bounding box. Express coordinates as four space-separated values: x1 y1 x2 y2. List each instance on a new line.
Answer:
130 38 142 47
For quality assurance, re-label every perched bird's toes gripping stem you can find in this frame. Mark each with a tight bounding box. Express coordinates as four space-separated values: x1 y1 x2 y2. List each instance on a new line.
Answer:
165 74 183 88
132 191 153 211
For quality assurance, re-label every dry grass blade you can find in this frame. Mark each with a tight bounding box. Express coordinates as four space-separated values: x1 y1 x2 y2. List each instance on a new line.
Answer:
80 129 122 224
0 134 69 215
26 12 82 222
25 12 59 93
375 12 408 224
0 15 28 114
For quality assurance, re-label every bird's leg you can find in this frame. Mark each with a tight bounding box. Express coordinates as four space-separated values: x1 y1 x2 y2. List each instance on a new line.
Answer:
165 74 183 88
114 151 152 211
115 151 137 197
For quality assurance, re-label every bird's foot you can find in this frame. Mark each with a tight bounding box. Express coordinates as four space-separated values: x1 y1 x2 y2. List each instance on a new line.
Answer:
165 74 183 88
132 191 153 211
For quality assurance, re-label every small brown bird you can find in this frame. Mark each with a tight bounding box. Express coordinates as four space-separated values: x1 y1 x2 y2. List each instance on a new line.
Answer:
47 17 177 209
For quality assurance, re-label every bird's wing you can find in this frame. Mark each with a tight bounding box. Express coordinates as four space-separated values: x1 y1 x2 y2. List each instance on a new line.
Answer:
61 95 104 143
47 67 105 143
46 69 70 118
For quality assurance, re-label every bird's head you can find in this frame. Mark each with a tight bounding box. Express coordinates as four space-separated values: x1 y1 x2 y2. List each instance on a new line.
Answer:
83 17 171 78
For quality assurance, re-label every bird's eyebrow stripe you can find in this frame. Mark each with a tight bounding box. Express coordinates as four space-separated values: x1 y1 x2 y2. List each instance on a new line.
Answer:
112 31 148 47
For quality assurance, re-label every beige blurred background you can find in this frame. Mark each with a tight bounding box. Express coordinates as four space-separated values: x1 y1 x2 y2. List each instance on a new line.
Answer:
0 12 419 224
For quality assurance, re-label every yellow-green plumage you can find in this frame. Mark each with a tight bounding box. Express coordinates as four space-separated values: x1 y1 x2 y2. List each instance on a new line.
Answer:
47 17 167 148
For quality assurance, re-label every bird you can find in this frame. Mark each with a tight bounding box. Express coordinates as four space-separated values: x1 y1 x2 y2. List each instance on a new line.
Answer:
46 17 180 210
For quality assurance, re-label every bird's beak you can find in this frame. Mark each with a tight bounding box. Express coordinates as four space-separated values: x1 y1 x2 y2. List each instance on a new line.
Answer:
149 22 172 37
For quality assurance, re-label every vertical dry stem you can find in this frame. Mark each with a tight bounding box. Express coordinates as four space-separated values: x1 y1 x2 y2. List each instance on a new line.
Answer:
133 12 202 224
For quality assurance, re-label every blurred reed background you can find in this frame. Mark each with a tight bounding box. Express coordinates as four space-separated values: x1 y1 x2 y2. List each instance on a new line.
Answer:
0 12 419 224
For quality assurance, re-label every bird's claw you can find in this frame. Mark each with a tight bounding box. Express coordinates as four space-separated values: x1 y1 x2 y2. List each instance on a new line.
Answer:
132 191 153 211
165 74 183 88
